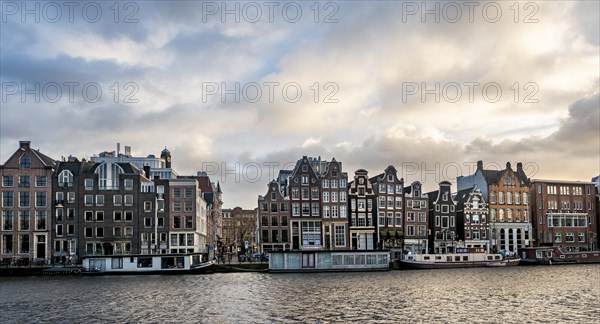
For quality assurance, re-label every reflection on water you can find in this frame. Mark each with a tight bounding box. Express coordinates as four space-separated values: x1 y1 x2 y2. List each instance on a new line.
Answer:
1 265 599 323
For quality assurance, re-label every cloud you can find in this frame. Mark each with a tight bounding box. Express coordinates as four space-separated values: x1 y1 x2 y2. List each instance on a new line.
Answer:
1 1 598 209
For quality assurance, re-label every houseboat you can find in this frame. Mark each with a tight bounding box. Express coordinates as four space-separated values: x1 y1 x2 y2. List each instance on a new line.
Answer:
398 247 520 269
519 247 600 265
82 253 214 275
269 250 390 273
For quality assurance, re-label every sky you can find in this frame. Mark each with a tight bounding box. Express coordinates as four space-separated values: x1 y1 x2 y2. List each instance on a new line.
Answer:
1 1 599 209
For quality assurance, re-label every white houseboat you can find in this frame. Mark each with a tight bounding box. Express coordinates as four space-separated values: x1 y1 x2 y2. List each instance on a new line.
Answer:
399 247 520 269
82 253 214 275
269 250 390 273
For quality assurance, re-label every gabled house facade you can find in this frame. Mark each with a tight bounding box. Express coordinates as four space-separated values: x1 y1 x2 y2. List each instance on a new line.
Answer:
455 185 490 252
458 161 532 253
258 180 290 252
320 158 348 250
370 165 404 252
1 141 56 264
403 181 429 255
289 156 323 250
348 169 377 250
427 181 458 254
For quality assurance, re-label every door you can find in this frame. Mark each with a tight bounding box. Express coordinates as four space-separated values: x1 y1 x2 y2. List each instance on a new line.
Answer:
302 253 315 268
36 235 46 259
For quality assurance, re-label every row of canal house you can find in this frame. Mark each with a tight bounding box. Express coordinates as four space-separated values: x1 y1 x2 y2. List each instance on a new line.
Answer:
0 141 223 265
258 156 600 256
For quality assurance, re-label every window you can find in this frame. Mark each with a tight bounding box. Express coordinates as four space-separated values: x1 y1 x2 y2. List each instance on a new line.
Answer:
507 192 512 204
387 196 394 208
96 227 104 238
340 179 347 188
96 195 104 206
523 192 528 205
19 192 30 207
19 234 29 253
35 211 46 230
2 176 14 187
124 195 133 206
301 175 308 185
498 192 504 204
67 224 75 235
2 192 13 207
292 203 300 216
442 205 449 213
435 216 440 227
67 192 75 203
2 211 13 230
36 176 47 187
173 202 182 212
96 211 104 222
35 192 46 207
419 212 426 222
323 205 330 218
144 217 152 228
578 233 585 242
58 209 66 222
490 191 496 204
379 184 386 193
124 179 133 190
302 203 310 216
340 205 346 218
515 192 521 205
19 210 29 231
407 212 416 222
323 180 329 188
407 225 415 236
311 187 319 199
311 203 319 216
83 211 92 222
184 188 193 198
173 216 182 229
565 233 574 242
395 213 402 226
292 188 300 200
395 197 402 208
331 192 338 202
84 178 93 190
125 211 133 222
335 225 346 247
332 205 339 218
84 195 93 206
19 154 31 169
301 187 309 200
340 192 346 202
323 192 329 202
113 210 122 221
144 201 153 212
331 180 338 188
271 192 276 200
84 227 93 238
124 226 133 237
554 233 561 243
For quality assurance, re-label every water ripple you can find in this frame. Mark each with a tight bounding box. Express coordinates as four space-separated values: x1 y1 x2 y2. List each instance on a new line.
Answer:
1 265 599 323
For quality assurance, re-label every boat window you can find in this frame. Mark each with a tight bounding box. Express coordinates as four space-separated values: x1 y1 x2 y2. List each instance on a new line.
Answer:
495 256 501 260
423 256 430 260
454 256 461 261
487 256 493 260
463 256 468 261
436 256 442 260
137 257 152 268
447 256 452 261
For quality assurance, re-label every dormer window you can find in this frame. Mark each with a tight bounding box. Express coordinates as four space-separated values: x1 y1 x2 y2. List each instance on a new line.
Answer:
58 170 73 188
19 154 31 169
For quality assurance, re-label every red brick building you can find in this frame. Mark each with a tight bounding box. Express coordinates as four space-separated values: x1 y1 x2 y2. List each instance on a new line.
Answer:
530 179 598 251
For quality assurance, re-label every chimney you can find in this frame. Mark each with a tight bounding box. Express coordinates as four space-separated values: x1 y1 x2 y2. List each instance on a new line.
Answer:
19 141 31 150
117 143 121 156
517 162 523 173
143 165 151 179
506 162 511 170
477 160 483 171
124 146 131 156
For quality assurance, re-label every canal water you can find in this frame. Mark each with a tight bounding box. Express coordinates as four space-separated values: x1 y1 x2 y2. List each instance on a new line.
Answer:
1 265 599 323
